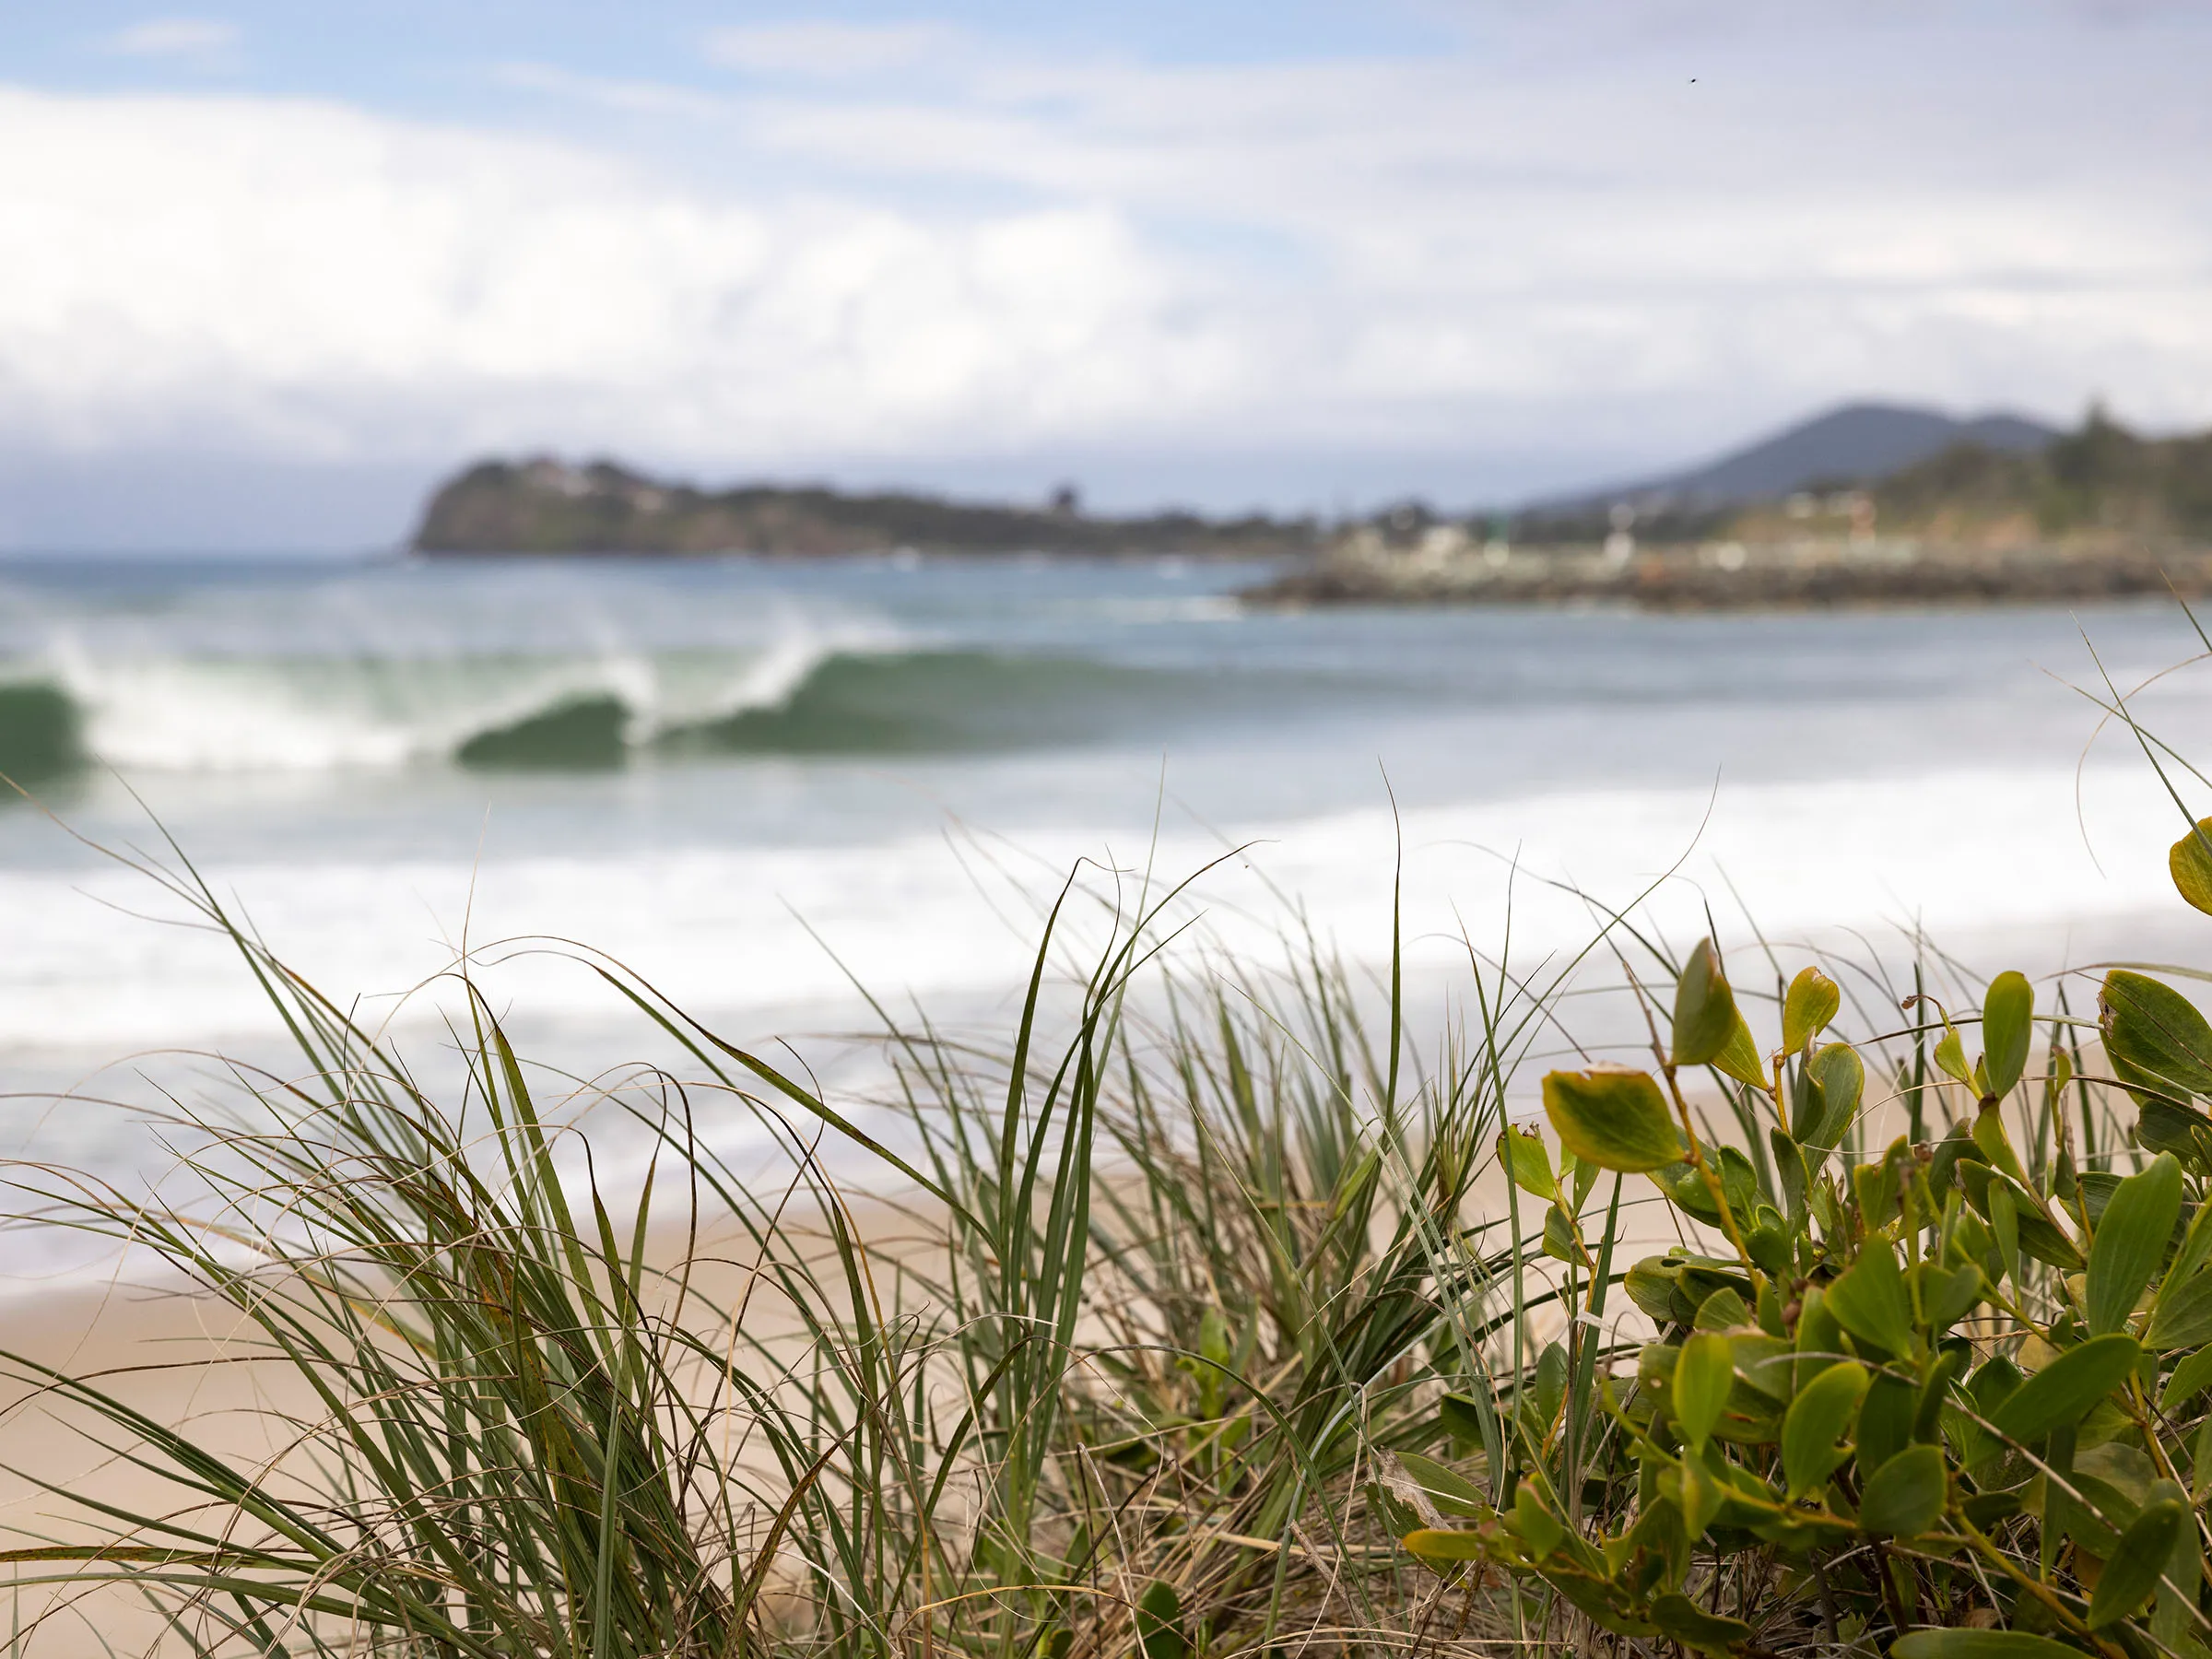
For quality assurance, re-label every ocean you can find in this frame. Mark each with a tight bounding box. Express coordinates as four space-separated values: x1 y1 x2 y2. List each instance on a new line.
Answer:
0 550 2206 1227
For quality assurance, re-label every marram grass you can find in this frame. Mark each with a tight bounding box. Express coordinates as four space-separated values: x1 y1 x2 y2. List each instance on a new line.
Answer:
10 771 2212 1658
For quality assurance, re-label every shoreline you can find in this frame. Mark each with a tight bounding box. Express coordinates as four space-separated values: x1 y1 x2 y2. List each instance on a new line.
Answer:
1245 537 2212 610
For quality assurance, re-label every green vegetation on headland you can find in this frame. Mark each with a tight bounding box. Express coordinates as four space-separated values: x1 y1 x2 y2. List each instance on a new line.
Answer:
418 408 2212 610
414 458 1318 558
1258 409 2212 608
16 641 2212 1657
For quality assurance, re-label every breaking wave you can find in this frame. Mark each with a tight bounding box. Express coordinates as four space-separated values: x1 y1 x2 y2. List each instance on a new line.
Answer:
0 633 1261 777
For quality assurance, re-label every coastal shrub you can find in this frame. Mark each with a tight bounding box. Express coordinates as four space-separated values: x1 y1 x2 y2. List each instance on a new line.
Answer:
1419 853 2212 1659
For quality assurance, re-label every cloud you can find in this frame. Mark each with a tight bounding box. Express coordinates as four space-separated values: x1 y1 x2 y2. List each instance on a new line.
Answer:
494 62 728 121
709 12 2212 445
703 23 954 79
5 6 2212 512
100 18 239 63
0 89 1194 468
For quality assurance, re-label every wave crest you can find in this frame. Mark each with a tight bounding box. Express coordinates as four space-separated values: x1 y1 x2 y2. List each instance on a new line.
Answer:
0 635 1238 776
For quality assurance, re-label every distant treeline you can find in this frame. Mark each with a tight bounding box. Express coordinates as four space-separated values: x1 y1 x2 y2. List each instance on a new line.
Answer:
1865 408 2212 542
1512 409 2212 547
414 459 1321 558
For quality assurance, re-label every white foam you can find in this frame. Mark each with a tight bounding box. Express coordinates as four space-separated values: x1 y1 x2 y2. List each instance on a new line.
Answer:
0 759 2180 1061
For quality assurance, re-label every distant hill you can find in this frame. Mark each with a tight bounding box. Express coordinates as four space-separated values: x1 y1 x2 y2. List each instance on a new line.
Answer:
1535 401 2061 515
413 458 1318 558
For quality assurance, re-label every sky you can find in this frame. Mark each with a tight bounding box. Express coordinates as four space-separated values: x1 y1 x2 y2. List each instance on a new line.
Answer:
3 1 2210 549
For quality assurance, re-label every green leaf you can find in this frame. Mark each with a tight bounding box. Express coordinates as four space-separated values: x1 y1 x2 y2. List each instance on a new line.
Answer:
1823 1245 1915 1359
1624 1259 1683 1324
1913 1345 1969 1445
1512 1483 1565 1559
1919 1261 1987 1335
2087 1152 2183 1335
2171 818 2212 916
1671 939 1738 1068
1991 1334 2143 1443
1672 1332 1733 1453
1648 1592 1753 1655
1970 1354 2024 1415
1400 1527 1486 1564
1568 1146 1600 1210
1708 1013 1766 1090
2147 1267 2212 1353
1783 966 1841 1056
1623 1497 1691 1590
1533 1340 1569 1430
1692 1286 1749 1332
1541 1203 1588 1266
1794 1286 1846 1390
1770 1126 1808 1219
2149 1477 2203 1652
1136 1581 1186 1659
1438 1390 1489 1447
2138 1098 2212 1168
1989 1178 2022 1285
2100 970 2212 1101
1933 1022 1971 1085
1981 971 2035 1099
1673 1453 1722 1540
2087 1495 2188 1628
1656 1146 1760 1230
1498 1127 1558 1202
1971 1104 2029 1185
1856 1371 1916 1477
2160 1344 2212 1410
1542 1066 1684 1173
1853 1151 1903 1234
1958 1160 2084 1271
1781 1359 1868 1498
1394 1452 1488 1520
1729 1332 1794 1402
1800 1041 1863 1151
2075 1440 2156 1530
1857 1441 1947 1535
2164 1193 2212 1287
1746 1214 1794 1279
1890 1633 2088 1659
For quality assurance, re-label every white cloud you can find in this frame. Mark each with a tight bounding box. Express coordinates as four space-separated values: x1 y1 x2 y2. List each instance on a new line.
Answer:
494 62 728 121
5 7 2212 505
0 89 1196 466
100 18 239 62
703 23 954 79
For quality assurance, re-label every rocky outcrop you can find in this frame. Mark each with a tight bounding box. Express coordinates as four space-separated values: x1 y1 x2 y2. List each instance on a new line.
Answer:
413 458 1317 559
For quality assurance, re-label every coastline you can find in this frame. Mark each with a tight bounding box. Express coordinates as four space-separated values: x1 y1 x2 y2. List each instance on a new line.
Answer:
1245 537 2212 610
